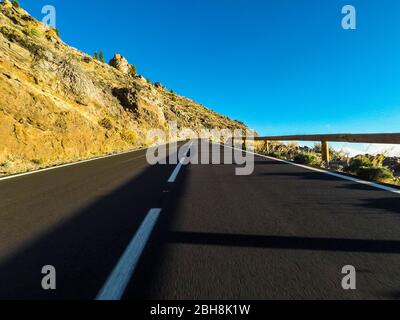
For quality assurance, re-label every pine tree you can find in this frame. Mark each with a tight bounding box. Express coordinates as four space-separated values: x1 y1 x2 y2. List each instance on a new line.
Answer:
99 51 105 63
93 52 98 60
11 0 20 9
130 64 137 76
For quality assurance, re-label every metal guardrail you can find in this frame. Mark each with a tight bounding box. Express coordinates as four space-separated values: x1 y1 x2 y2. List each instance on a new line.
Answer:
252 133 400 163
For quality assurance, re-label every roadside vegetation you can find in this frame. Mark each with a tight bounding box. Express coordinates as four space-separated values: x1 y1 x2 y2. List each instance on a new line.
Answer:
255 141 400 186
92 51 105 62
11 0 19 9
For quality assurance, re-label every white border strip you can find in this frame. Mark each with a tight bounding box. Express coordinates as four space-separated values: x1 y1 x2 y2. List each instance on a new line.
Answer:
96 208 162 301
0 146 149 182
217 142 400 195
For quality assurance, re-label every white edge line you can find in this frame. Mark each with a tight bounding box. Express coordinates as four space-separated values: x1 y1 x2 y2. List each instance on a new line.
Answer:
213 141 400 195
0 141 189 182
0 146 150 182
96 208 162 301
168 141 194 183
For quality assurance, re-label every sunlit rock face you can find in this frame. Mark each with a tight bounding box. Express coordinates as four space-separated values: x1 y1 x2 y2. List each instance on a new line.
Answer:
0 3 248 175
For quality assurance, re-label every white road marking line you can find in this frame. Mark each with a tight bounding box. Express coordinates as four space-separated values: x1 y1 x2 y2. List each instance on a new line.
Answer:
96 208 162 301
214 142 400 195
118 155 147 165
0 147 149 182
0 141 188 182
168 141 194 183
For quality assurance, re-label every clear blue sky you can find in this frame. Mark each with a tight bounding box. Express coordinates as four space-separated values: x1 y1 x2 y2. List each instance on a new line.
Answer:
20 0 400 136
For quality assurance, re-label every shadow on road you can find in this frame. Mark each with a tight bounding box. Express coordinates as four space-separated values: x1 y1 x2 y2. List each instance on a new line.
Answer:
120 150 400 300
357 197 400 215
263 171 351 182
261 170 400 216
123 152 191 300
387 291 400 299
0 152 177 300
167 231 400 254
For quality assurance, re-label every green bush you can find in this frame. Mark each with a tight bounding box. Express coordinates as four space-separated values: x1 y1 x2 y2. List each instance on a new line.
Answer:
294 153 321 165
99 51 105 63
0 25 24 43
99 117 113 130
27 27 42 38
313 143 322 153
130 64 137 76
269 152 283 159
121 130 137 145
357 166 394 182
347 156 372 173
11 0 20 8
31 159 44 165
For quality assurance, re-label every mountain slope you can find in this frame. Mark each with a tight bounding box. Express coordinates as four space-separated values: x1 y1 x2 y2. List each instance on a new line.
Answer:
0 2 247 176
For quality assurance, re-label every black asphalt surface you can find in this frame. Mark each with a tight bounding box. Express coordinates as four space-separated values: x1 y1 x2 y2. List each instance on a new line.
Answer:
1 141 400 300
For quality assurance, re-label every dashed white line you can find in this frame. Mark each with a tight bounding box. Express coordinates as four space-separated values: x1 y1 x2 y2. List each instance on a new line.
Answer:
96 208 162 300
168 141 194 183
96 141 192 300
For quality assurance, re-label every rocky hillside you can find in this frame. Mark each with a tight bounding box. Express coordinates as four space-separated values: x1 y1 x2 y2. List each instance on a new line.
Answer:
0 1 247 176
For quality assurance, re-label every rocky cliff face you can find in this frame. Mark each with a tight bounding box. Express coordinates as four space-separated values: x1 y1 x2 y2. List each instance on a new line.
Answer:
109 54 131 75
0 3 248 176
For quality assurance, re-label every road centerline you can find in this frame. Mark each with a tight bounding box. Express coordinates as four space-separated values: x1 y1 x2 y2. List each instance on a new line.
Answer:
168 141 194 183
96 208 162 301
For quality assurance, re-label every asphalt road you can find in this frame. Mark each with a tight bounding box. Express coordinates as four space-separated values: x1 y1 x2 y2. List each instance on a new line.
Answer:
1 141 400 300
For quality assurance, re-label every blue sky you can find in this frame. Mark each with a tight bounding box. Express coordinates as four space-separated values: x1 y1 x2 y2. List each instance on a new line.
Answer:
19 0 400 141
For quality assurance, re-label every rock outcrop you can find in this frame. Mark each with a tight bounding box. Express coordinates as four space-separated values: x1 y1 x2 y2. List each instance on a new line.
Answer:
112 87 166 127
0 2 248 176
109 53 131 74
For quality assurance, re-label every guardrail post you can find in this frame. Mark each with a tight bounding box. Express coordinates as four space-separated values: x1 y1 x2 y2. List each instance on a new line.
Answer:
265 140 270 153
321 141 330 164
